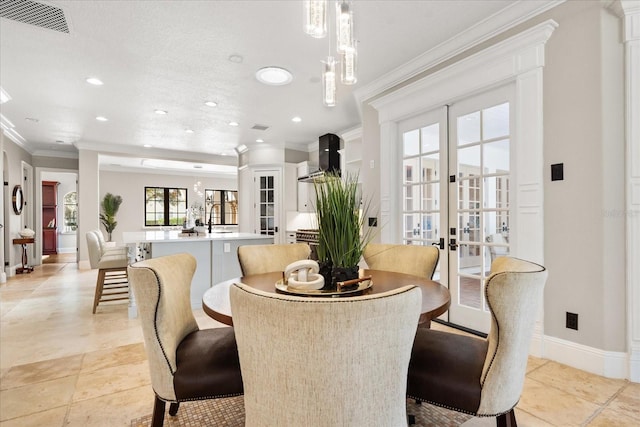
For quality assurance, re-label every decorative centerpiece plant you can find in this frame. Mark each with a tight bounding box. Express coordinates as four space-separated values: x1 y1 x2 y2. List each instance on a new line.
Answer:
314 172 374 288
100 193 123 241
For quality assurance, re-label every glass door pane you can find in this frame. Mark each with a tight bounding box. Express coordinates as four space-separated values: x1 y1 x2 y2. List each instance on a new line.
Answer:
448 87 513 333
399 108 447 282
254 170 280 241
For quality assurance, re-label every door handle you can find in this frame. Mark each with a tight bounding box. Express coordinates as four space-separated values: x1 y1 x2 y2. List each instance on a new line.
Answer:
431 238 445 250
449 238 458 251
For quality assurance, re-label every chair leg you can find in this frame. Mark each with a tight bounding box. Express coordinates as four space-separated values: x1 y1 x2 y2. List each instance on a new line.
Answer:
496 409 517 427
92 269 106 313
169 402 180 416
151 395 166 427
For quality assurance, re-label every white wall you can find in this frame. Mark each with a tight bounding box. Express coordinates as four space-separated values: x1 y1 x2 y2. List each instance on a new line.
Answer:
99 170 237 243
1 135 34 275
541 1 625 351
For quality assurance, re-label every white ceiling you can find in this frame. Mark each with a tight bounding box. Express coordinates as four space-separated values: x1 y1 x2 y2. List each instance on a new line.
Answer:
0 0 559 174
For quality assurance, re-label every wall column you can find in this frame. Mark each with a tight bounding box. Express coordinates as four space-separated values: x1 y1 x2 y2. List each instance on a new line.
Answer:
78 149 100 269
613 0 640 382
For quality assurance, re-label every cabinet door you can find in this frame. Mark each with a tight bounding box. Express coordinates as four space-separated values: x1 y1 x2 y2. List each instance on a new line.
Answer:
43 229 57 254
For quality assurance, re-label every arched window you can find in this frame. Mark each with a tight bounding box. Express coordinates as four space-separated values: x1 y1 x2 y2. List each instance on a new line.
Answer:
63 191 78 232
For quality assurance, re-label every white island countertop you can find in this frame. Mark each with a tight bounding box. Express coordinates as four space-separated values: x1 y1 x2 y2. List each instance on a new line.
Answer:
122 230 273 244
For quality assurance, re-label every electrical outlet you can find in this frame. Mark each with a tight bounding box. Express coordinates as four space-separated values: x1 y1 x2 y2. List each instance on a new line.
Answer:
566 312 578 330
224 243 231 253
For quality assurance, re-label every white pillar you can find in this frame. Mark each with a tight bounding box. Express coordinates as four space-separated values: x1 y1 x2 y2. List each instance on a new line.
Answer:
613 0 640 382
78 149 100 269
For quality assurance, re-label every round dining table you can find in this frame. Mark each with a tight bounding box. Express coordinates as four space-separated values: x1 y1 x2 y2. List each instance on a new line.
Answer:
202 269 451 327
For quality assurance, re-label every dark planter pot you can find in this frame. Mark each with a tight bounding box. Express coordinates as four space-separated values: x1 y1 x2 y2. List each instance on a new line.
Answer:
331 266 359 286
319 261 334 290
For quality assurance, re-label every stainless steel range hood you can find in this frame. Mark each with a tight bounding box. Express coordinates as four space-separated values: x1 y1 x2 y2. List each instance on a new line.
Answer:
298 133 341 183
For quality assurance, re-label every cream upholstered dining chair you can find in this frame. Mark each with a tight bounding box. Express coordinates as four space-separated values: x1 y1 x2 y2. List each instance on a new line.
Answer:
128 253 243 427
407 257 547 427
363 243 440 279
230 282 422 427
90 229 128 257
237 243 311 275
86 231 129 313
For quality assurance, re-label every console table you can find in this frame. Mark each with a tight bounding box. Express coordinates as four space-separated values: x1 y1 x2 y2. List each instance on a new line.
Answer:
13 238 35 274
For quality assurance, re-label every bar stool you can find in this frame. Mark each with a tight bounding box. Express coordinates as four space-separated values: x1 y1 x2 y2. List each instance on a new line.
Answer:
86 231 129 313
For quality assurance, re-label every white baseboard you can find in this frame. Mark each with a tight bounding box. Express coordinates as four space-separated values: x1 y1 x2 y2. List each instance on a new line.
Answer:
542 335 629 380
57 248 76 254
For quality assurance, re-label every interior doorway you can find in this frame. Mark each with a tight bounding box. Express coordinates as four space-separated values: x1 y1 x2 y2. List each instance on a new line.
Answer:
38 169 79 264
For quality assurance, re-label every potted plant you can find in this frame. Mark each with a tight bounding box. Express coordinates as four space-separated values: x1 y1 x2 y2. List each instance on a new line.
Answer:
100 193 123 241
314 172 374 288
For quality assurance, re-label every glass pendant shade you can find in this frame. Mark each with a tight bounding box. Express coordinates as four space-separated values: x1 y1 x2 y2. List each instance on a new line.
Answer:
336 1 355 53
341 50 357 84
304 0 327 38
322 56 337 107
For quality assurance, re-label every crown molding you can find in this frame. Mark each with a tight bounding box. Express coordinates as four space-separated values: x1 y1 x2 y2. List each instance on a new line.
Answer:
74 140 237 166
32 149 78 159
353 0 565 111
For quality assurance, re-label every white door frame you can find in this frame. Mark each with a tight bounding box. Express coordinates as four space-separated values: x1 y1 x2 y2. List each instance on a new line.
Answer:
371 20 557 355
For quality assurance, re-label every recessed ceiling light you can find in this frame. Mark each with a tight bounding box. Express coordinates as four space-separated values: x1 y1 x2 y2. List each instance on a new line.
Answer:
185 129 194 134
255 67 293 86
229 54 244 63
96 116 108 122
292 116 302 123
229 121 239 127
86 77 103 86
154 109 168 115
256 139 264 143
204 101 217 107
143 144 152 148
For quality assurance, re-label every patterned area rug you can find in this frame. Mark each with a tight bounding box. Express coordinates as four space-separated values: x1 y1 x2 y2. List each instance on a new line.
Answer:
131 396 472 426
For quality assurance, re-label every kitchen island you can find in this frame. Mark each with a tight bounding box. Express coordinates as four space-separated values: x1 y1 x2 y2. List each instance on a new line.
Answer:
122 230 273 317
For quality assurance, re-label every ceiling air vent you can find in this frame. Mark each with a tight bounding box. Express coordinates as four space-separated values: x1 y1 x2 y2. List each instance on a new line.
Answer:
0 0 69 34
251 124 269 131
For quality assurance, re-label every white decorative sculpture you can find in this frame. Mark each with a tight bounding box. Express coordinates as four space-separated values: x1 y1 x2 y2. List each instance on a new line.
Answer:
284 260 324 290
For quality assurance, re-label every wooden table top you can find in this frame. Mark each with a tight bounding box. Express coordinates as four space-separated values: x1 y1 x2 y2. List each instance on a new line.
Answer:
13 238 35 244
203 269 451 327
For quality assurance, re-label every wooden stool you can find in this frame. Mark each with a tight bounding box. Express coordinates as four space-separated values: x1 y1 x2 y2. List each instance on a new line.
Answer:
87 231 129 313
93 264 129 314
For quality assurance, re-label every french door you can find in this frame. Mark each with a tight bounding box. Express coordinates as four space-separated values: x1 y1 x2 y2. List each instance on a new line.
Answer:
253 169 281 242
400 84 513 333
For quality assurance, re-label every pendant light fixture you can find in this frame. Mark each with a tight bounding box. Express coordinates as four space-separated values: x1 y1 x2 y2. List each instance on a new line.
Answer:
322 56 337 107
304 0 357 106
336 1 354 53
304 0 327 38
341 49 357 85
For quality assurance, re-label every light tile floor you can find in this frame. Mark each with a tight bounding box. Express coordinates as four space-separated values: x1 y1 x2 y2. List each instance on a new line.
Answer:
1 261 638 426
